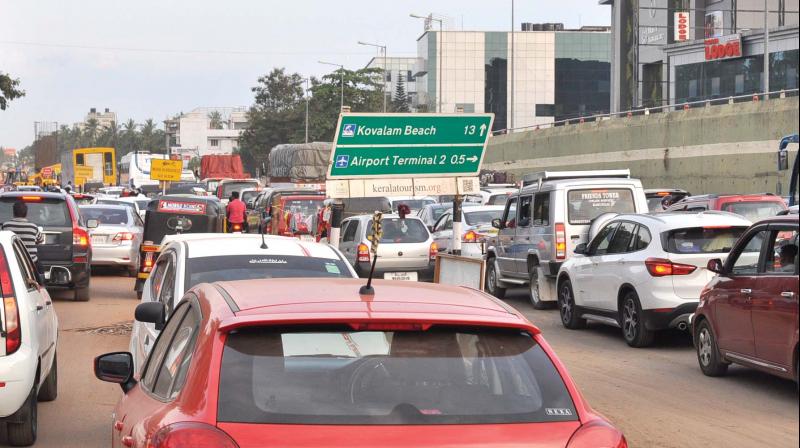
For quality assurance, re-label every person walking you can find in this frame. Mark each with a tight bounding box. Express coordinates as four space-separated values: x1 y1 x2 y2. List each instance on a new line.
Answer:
225 191 247 232
2 201 44 266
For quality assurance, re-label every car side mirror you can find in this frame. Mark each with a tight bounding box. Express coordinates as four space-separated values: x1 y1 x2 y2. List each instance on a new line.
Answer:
135 302 166 331
707 258 724 274
86 219 99 229
574 243 587 255
491 218 503 229
94 352 136 393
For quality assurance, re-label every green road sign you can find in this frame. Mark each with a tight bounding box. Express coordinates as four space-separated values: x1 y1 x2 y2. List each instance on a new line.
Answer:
328 113 494 179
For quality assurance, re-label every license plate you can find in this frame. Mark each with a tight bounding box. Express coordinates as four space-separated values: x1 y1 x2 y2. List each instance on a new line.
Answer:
384 272 418 281
91 235 106 245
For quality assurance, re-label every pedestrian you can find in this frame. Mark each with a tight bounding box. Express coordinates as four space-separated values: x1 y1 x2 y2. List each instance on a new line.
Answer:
226 191 247 232
1 201 44 268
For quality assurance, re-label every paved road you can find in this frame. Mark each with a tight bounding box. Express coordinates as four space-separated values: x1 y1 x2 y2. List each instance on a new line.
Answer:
2 277 797 447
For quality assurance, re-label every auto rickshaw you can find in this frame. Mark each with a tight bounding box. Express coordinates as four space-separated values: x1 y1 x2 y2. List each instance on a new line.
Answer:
133 195 224 299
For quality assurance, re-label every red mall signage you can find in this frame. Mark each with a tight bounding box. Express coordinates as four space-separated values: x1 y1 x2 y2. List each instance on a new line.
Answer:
705 34 742 61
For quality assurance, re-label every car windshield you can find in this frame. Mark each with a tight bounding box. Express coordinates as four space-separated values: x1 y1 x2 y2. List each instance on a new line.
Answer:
464 209 504 226
487 193 510 205
222 181 259 197
281 199 323 232
187 255 352 288
242 190 260 204
367 218 429 244
720 201 785 221
80 207 130 226
218 326 577 425
0 198 70 227
664 226 749 254
96 200 136 213
392 199 435 211
647 197 665 211
567 189 636 224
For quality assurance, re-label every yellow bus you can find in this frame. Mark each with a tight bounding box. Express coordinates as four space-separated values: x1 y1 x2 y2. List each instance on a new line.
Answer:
73 147 116 187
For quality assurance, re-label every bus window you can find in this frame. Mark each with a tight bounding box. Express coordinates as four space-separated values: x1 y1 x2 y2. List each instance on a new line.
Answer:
104 152 113 176
76 154 85 165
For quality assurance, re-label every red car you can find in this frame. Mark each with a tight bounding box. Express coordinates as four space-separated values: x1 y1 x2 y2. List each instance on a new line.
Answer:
665 193 787 221
95 278 626 448
694 214 799 383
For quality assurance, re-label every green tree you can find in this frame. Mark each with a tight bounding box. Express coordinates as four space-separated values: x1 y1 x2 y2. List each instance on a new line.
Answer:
119 119 140 157
391 72 410 113
82 118 100 146
97 121 119 148
306 67 384 141
0 72 25 110
208 111 224 129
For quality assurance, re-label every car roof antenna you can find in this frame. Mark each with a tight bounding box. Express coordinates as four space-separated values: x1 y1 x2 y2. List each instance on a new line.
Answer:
260 216 269 249
359 212 383 295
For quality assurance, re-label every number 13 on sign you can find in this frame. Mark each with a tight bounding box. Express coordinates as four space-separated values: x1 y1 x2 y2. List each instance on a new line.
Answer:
464 123 487 136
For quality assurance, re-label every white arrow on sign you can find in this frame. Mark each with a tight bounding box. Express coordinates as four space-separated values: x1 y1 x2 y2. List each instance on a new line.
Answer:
466 156 478 163
479 123 487 136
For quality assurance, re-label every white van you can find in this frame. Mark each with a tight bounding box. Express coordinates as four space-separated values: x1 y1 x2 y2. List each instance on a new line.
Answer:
485 170 648 309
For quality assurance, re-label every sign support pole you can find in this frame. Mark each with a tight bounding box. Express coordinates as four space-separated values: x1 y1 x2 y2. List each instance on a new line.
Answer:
328 200 344 248
451 194 462 256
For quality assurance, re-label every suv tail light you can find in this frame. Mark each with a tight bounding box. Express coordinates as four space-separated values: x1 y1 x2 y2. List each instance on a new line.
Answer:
231 222 243 232
463 230 478 242
567 419 627 448
430 242 438 260
73 226 90 248
357 243 371 263
113 232 134 242
147 422 238 448
555 223 567 260
140 245 159 274
0 249 21 355
645 257 697 276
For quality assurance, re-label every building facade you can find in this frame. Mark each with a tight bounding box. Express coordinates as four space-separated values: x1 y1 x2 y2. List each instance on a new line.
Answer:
77 107 116 130
365 57 419 110
414 26 611 132
602 0 799 111
166 107 248 159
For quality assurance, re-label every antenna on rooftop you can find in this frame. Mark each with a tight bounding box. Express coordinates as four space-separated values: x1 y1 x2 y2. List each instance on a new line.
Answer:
359 211 383 295
259 214 270 249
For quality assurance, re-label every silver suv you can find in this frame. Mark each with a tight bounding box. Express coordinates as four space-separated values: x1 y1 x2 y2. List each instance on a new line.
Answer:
485 170 648 308
339 214 436 281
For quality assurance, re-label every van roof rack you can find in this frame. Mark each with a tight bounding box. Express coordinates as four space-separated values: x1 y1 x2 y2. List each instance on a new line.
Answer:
522 169 631 186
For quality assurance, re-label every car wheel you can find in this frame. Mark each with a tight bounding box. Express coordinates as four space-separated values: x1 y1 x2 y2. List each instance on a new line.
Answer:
74 286 90 302
528 266 549 310
6 385 38 446
38 352 58 402
695 320 729 377
558 280 586 329
621 290 654 347
485 259 506 299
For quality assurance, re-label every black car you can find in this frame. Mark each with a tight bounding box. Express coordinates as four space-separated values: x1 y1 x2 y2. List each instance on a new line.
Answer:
0 191 92 300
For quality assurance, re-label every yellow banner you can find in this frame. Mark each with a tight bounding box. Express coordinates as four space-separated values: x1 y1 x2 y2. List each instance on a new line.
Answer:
150 159 183 181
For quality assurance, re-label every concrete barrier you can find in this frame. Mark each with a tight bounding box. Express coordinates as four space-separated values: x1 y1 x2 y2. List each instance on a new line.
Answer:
484 97 799 195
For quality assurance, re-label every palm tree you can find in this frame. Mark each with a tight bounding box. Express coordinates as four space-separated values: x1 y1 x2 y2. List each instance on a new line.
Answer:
121 119 138 156
98 121 119 148
208 111 224 129
82 118 100 146
141 119 156 151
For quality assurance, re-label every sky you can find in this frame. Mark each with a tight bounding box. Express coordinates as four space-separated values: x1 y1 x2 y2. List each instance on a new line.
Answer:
0 0 610 150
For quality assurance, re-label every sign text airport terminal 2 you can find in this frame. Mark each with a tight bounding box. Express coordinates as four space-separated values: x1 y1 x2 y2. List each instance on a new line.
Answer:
328 113 494 179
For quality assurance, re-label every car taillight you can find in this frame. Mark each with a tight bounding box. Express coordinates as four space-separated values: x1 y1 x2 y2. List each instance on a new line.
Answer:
0 249 21 355
429 242 438 260
147 422 238 448
357 243 371 262
555 223 566 260
645 257 697 277
463 230 478 242
567 419 627 448
231 223 243 232
113 232 134 242
73 226 89 248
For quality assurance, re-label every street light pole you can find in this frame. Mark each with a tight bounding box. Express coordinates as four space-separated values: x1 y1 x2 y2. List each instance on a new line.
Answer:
302 78 310 143
510 0 515 131
763 0 770 97
318 61 345 110
358 41 388 112
410 14 444 113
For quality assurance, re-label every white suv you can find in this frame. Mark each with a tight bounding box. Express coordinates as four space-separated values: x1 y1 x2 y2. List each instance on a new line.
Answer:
555 212 751 347
0 231 59 446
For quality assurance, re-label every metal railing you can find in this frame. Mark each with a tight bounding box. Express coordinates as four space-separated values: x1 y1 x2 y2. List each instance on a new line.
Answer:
492 88 799 136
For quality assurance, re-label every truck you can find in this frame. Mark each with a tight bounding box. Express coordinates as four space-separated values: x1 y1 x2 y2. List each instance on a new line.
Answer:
267 142 330 187
200 154 248 180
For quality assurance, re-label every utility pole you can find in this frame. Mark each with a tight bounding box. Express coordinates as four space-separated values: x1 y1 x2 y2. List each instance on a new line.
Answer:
304 78 310 143
763 0 770 98
510 0 515 131
318 61 345 110
411 13 444 113
358 41 388 112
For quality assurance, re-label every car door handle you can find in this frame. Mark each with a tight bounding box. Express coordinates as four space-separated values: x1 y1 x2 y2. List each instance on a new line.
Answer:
114 420 124 431
36 305 44 311
740 289 752 294
45 300 52 306
781 291 795 298
121 436 134 447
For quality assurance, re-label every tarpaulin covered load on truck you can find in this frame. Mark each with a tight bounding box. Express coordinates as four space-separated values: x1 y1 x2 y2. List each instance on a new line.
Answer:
268 142 331 182
200 154 249 180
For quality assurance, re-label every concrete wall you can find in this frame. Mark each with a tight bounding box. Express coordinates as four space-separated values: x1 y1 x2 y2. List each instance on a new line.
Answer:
483 96 799 195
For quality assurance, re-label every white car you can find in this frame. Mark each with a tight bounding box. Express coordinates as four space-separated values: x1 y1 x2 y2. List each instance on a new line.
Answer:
0 231 58 446
128 233 357 372
555 211 752 347
96 196 151 222
431 206 505 257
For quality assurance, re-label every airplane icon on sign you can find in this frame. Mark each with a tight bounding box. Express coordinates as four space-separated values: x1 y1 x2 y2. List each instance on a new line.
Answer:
335 155 350 168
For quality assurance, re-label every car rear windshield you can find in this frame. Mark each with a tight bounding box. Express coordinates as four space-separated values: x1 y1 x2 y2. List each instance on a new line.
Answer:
221 181 259 197
664 226 748 254
0 198 70 227
367 218 429 244
487 193 510 205
464 209 504 226
218 326 577 425
80 207 130 226
720 201 785 221
567 189 636 225
187 255 351 288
